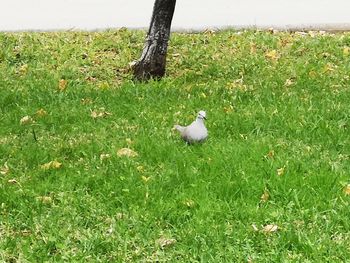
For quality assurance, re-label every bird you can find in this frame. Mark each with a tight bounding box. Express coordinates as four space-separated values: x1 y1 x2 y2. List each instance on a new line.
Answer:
174 110 208 144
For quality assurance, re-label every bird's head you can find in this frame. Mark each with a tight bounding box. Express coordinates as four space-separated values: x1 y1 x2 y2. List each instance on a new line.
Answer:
197 110 207 120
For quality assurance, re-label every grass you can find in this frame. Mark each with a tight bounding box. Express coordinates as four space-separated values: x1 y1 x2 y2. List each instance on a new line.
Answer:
0 29 349 262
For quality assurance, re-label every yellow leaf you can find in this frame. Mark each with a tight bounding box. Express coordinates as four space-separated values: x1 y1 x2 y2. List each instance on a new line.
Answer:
260 190 270 202
18 64 29 75
36 108 47 117
323 63 337 73
277 167 285 176
343 46 349 56
41 160 62 170
98 81 110 90
137 165 145 173
183 199 195 208
117 148 138 158
125 138 133 145
0 162 10 175
36 196 52 204
265 50 280 61
141 176 151 183
344 184 350 195
58 79 68 91
263 224 278 233
308 71 317 78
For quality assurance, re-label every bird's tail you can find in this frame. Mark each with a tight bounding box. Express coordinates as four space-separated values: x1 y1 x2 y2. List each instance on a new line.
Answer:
173 125 185 133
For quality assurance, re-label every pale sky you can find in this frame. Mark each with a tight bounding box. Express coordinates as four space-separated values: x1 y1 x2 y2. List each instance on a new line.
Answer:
1 0 350 31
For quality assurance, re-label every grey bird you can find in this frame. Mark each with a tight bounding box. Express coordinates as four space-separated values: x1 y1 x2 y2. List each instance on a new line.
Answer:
174 110 208 143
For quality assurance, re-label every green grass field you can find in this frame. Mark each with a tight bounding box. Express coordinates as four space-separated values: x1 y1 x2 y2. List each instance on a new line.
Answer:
0 29 350 262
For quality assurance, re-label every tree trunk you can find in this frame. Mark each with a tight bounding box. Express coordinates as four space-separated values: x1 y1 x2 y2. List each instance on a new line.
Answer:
132 0 176 81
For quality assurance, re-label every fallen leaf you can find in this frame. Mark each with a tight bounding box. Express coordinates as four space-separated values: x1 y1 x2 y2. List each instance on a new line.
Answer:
265 150 275 159
20 116 33 125
125 138 133 145
260 190 270 202
141 176 151 183
323 63 337 73
97 81 110 90
18 64 28 75
36 196 52 204
81 98 93 104
36 108 47 117
250 42 257 54
183 199 195 208
136 165 145 173
100 153 111 161
41 160 62 170
117 148 138 158
157 237 176 249
0 162 10 175
277 167 285 176
263 224 278 233
344 184 350 196
265 50 280 61
284 78 294 87
8 179 18 184
308 71 317 78
343 46 349 56
58 79 68 91
251 224 259 232
91 108 112 119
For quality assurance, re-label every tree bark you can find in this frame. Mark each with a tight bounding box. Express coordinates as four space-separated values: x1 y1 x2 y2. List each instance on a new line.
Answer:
132 0 176 81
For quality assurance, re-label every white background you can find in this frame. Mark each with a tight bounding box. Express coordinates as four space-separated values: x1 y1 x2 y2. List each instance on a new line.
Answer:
1 0 350 31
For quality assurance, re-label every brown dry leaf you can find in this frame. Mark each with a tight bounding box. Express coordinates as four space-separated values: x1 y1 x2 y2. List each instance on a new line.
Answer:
41 160 62 170
260 190 270 202
157 237 177 249
343 46 349 56
36 196 52 204
0 162 10 175
263 224 278 233
58 79 68 91
277 167 285 176
36 108 47 117
344 184 350 196
265 50 280 61
117 148 138 158
20 116 33 125
91 108 112 119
